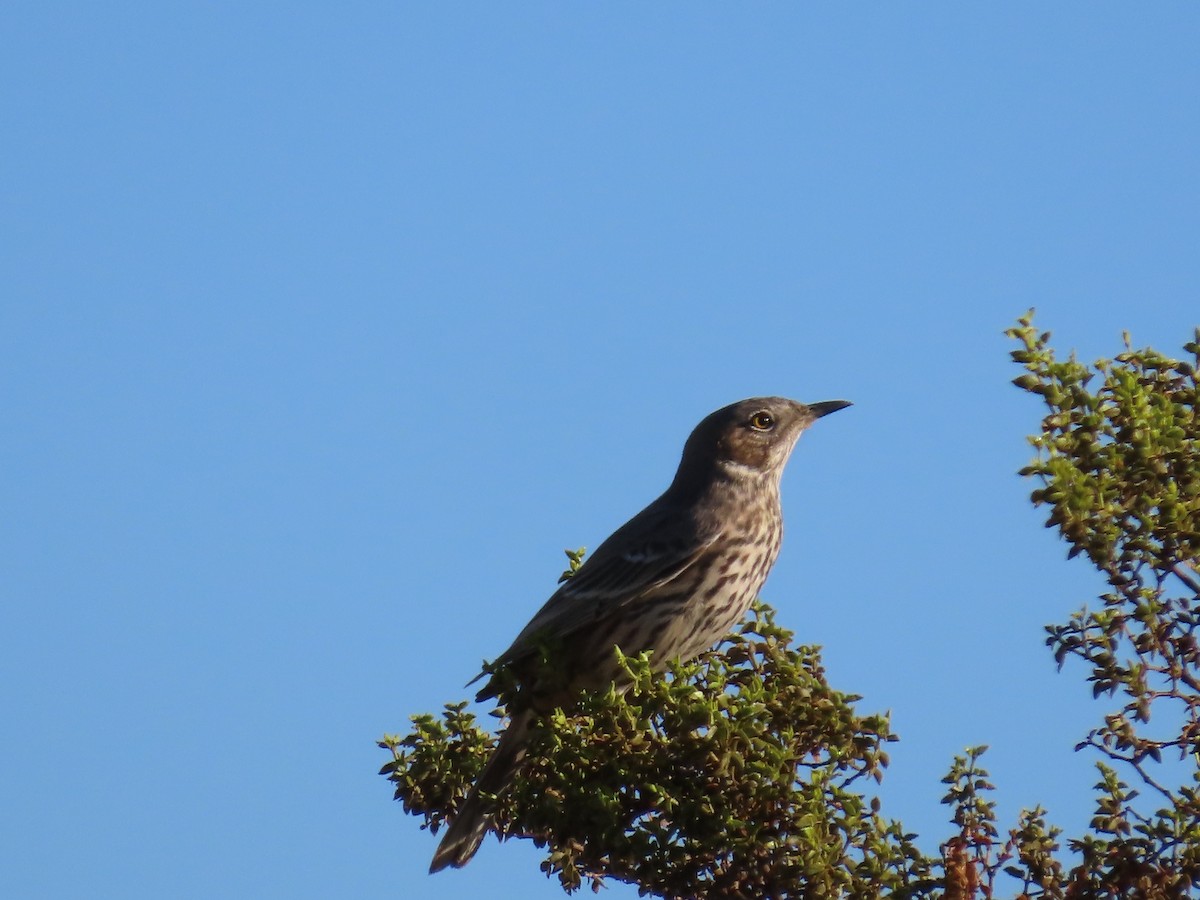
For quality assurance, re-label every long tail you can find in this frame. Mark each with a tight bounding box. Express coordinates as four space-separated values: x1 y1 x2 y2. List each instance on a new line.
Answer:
429 709 534 872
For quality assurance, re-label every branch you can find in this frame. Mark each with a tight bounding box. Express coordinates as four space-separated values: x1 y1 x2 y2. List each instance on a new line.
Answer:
1173 563 1200 599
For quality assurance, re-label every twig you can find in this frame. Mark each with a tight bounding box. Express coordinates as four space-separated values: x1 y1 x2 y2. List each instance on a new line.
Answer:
1173 563 1200 598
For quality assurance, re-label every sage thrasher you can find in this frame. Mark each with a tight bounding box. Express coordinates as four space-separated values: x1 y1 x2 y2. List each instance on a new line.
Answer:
430 396 850 872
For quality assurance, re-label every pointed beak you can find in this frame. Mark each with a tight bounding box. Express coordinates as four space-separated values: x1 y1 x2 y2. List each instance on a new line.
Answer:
807 400 852 418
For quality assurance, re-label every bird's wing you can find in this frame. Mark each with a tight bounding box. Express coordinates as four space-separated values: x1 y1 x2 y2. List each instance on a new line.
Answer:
489 502 720 669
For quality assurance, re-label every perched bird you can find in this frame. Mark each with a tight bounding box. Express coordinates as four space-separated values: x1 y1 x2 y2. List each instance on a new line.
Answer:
429 396 851 873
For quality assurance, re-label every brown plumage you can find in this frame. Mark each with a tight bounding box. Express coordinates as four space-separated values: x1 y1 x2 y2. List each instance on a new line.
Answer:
429 396 850 873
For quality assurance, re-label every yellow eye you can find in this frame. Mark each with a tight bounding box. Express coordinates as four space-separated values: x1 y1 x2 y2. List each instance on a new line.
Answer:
749 411 775 431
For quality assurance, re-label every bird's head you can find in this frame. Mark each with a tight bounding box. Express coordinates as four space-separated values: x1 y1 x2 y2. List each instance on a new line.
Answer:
675 397 851 485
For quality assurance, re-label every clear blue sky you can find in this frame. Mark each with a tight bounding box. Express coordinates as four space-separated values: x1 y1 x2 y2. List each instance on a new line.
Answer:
3 4 1197 898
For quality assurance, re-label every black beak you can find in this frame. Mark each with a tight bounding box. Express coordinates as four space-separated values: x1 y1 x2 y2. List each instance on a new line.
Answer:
808 400 852 418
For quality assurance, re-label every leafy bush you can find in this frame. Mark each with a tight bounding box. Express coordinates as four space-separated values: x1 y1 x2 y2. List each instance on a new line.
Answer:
382 314 1200 898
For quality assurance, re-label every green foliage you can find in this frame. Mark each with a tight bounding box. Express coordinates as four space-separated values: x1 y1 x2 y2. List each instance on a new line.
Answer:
1009 314 1200 578
1008 313 1200 769
382 602 933 897
382 315 1200 897
937 748 1065 900
1001 313 1200 898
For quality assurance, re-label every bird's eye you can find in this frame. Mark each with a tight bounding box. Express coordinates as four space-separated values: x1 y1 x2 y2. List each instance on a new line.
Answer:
749 411 775 431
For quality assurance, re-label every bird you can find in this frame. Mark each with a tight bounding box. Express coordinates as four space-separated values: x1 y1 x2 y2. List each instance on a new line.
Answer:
429 396 851 873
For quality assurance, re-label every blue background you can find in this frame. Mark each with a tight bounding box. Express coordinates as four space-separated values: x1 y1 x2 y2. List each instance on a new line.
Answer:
3 4 1197 897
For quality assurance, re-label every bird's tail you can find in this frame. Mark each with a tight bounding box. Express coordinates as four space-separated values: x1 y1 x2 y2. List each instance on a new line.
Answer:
429 708 534 872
